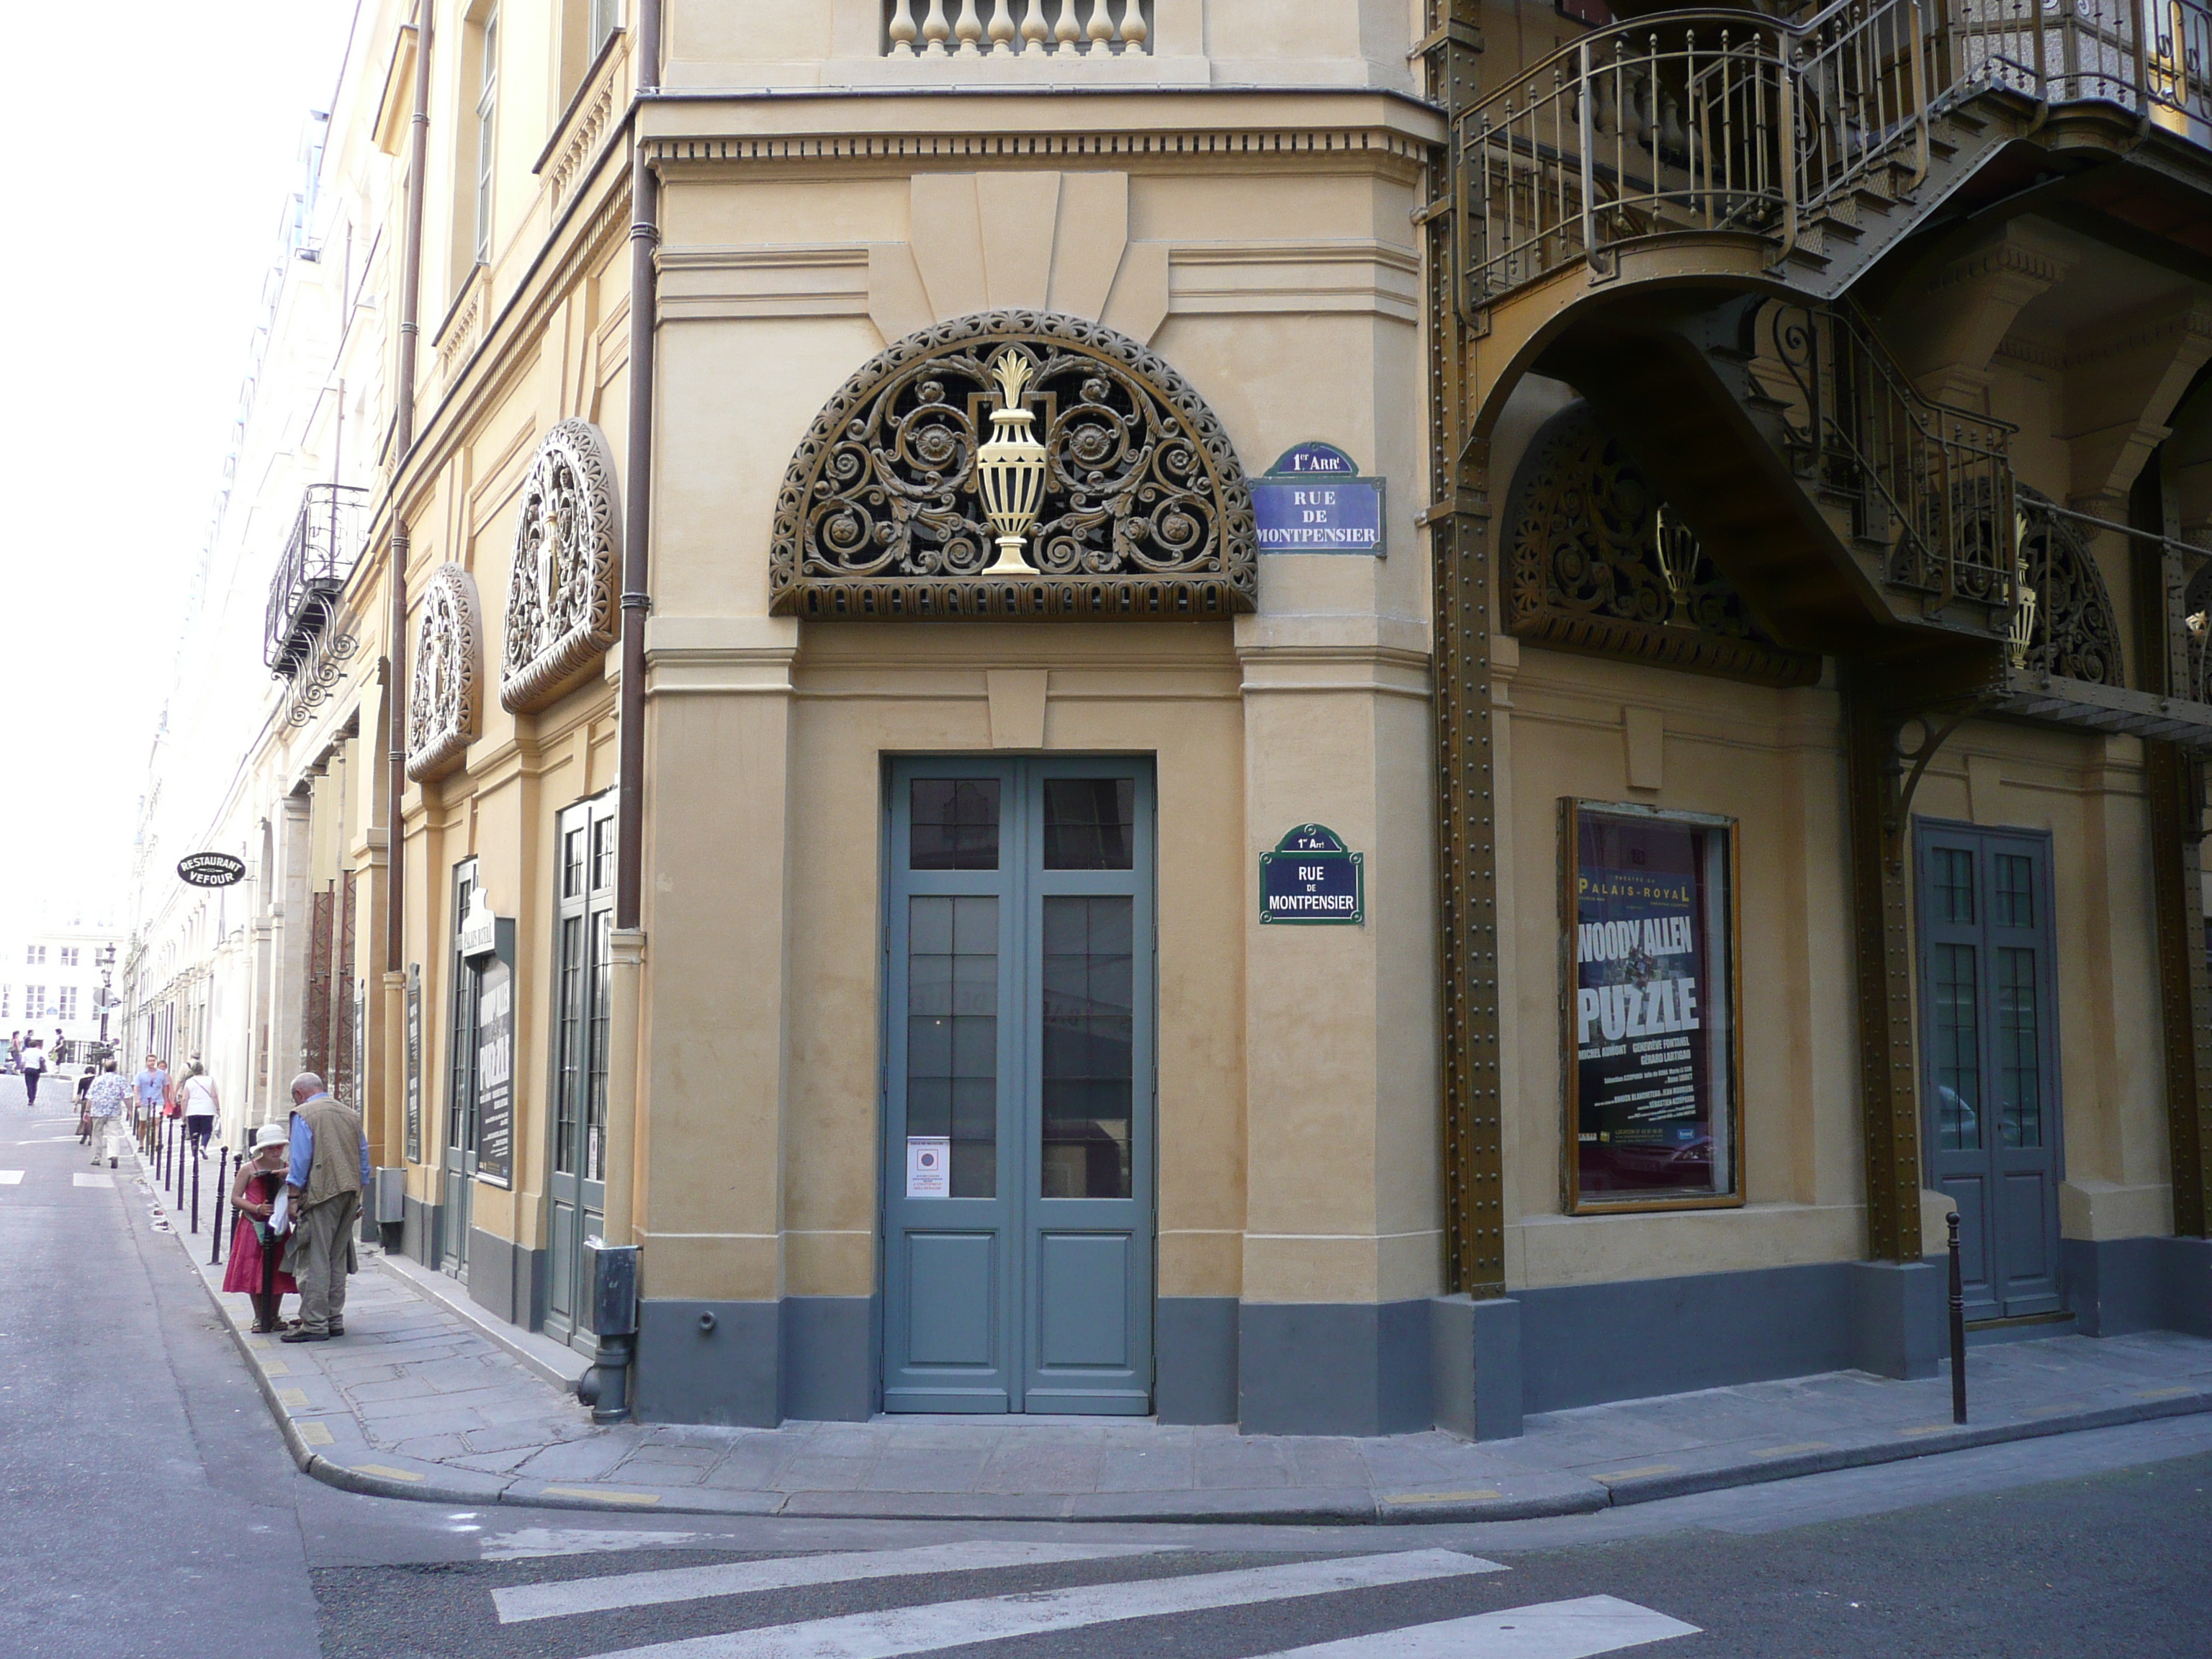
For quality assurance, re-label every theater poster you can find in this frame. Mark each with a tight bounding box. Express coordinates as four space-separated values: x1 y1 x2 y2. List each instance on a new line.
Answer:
1563 801 1741 1211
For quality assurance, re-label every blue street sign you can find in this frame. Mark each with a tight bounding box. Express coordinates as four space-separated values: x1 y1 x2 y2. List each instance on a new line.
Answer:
1259 823 1365 925
1251 443 1385 554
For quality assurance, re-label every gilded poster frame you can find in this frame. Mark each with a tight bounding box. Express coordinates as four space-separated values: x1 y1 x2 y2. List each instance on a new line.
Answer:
1559 798 1746 1217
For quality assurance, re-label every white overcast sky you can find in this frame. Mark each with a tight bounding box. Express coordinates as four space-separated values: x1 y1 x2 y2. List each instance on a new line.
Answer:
0 1 356 933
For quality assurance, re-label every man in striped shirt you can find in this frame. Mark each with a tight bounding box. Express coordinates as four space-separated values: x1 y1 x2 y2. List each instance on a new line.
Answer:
85 1061 129 1168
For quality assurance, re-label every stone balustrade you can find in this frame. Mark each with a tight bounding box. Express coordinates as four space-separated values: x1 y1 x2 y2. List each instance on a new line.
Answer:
886 0 1151 57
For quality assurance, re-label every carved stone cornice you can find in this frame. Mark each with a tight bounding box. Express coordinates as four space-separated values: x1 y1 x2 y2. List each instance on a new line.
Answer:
500 418 622 711
770 310 1256 620
405 563 484 781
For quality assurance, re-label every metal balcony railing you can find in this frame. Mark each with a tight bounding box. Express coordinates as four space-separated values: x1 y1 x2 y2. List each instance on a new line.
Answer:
264 484 369 677
1461 0 2212 309
1746 297 2019 611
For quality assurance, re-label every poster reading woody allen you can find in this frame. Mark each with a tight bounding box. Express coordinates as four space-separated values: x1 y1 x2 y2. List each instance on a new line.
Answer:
1565 802 1740 1210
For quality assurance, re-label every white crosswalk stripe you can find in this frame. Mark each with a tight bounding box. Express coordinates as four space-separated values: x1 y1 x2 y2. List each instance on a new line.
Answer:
73 1172 114 1187
495 1539 1179 1623
0 1171 24 1184
1250 1594 1701 1658
567 1548 1509 1659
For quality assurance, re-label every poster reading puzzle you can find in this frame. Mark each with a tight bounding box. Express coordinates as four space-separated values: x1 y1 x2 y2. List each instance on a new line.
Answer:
1570 804 1737 1205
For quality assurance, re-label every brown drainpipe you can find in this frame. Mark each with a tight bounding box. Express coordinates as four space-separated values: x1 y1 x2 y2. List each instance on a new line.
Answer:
615 0 662 935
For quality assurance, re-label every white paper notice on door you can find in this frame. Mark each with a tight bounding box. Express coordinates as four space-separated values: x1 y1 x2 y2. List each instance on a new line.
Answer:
906 1136 950 1198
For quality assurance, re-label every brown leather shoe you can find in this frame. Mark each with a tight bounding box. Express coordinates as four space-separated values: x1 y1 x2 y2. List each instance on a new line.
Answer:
280 1328 330 1343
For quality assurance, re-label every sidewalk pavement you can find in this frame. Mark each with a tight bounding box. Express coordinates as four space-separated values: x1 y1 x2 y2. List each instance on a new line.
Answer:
135 1148 2212 1524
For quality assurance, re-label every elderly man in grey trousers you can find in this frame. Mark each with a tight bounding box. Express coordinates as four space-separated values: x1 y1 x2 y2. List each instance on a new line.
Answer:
279 1071 371 1343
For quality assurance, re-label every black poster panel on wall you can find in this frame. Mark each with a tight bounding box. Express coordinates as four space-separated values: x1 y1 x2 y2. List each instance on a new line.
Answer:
475 958 514 1189
1568 802 1739 1209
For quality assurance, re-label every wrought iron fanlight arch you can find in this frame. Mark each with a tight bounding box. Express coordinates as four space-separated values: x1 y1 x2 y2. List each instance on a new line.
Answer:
768 310 1257 620
1502 399 1818 686
2010 484 2125 688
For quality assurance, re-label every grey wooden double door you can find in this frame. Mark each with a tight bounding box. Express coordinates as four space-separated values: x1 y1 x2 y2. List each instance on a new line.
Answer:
1915 820 2063 1321
882 757 1156 1414
546 793 615 1350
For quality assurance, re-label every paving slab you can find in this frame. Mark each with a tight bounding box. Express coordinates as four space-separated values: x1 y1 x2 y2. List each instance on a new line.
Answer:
138 1155 2212 1523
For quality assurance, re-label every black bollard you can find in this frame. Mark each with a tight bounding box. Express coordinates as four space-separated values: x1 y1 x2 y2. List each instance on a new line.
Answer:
158 1118 168 1188
212 1148 228 1266
1948 1210 1967 1425
190 1142 201 1235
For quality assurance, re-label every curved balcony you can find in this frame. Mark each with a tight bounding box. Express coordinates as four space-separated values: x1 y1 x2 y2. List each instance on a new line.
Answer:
264 484 369 678
1457 0 2212 315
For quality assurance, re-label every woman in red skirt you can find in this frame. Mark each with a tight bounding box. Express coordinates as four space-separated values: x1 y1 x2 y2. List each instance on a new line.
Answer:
225 1124 298 1333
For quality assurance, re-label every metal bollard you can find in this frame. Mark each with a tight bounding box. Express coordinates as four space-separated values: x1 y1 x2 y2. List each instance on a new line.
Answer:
1948 1210 1967 1425
190 1142 201 1235
210 1148 228 1266
158 1119 168 1188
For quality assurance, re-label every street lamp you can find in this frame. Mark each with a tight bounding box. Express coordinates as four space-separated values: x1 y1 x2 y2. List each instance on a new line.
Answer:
95 943 117 1051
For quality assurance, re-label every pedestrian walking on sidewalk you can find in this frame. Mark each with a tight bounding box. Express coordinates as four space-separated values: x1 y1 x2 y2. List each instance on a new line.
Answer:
84 1061 127 1168
178 1058 218 1154
20 1039 48 1108
6 1031 19 1075
134 1054 167 1131
279 1072 369 1344
73 1065 96 1141
225 1125 299 1334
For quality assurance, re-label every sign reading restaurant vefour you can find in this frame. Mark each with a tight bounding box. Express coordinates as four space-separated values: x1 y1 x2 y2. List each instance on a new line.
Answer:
1259 824 1364 925
1250 443 1385 555
177 853 247 888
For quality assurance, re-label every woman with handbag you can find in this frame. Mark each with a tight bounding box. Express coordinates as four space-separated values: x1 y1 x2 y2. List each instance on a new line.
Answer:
223 1125 299 1334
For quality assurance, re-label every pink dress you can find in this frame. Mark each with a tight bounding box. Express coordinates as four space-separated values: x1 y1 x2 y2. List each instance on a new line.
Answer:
222 1171 299 1295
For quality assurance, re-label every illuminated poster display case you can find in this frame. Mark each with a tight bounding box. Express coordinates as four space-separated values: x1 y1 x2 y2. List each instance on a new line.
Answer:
1561 800 1743 1213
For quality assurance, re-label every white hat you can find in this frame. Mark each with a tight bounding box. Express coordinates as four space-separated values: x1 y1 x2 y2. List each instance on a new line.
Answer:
252 1123 289 1151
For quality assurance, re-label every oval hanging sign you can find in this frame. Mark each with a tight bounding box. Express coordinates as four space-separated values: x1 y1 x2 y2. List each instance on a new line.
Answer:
176 853 246 889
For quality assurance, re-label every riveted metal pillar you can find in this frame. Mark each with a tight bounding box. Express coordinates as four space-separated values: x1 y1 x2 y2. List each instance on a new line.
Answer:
1842 663 1925 1262
1424 1 1504 1296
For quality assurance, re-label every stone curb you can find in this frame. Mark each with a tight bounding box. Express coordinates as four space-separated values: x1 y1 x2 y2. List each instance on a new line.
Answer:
142 1164 2212 1525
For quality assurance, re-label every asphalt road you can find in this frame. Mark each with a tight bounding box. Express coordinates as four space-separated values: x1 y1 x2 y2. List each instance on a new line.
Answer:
4 1071 2209 1658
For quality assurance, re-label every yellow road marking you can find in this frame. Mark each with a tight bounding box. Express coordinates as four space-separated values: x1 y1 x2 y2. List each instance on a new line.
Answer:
260 1360 291 1377
2135 1385 2195 1400
1593 1464 1679 1481
353 1464 426 1482
541 1486 661 1505
276 1388 309 1408
1383 1489 1505 1503
1751 1442 1833 1459
1897 1424 1951 1437
296 1422 335 1447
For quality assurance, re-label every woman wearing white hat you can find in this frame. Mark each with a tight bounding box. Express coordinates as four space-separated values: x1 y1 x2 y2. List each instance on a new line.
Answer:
224 1125 300 1334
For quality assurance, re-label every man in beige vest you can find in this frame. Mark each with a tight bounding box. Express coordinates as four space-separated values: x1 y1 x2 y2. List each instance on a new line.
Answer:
279 1071 369 1343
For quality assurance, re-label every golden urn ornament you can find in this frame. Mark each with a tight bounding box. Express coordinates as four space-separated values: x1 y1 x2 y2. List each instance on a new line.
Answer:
976 349 1048 577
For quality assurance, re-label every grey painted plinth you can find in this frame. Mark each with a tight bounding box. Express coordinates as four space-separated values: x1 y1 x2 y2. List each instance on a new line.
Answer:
1845 1259 1943 1380
466 1227 547 1334
634 1299 781 1427
781 1295 876 1421
1156 1297 1238 1424
1431 1294 1524 1440
2067 1236 2212 1338
1238 1300 1430 1436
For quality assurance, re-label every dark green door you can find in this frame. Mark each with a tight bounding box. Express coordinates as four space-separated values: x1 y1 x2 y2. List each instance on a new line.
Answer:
1915 821 2063 1321
440 860 482 1279
881 757 1156 1413
546 796 615 1349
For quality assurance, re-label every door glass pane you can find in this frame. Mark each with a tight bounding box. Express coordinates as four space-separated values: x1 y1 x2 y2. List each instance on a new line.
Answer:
911 780 1001 871
563 829 585 899
554 914 582 1174
1040 896 1134 1199
1996 946 2042 1148
1993 854 2034 927
908 895 997 1197
1932 848 1975 924
1043 778 1136 871
586 910 611 1182
590 817 615 893
1932 942 1981 1151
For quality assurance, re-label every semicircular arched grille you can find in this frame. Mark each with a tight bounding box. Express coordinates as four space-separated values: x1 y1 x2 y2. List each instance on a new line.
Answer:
2016 485 2124 688
770 311 1256 620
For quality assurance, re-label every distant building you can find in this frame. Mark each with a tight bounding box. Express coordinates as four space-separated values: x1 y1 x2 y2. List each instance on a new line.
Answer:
1 923 124 1064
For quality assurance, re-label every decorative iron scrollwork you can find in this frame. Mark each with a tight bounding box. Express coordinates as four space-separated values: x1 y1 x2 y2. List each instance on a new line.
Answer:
500 418 621 712
2013 486 2123 688
769 311 1256 619
406 564 484 781
284 628 359 729
1503 400 1819 686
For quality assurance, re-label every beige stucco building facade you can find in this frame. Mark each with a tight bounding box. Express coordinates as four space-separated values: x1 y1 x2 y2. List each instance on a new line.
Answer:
148 0 2212 1436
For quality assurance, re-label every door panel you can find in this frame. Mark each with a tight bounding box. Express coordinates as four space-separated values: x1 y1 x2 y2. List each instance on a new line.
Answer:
883 758 1154 1415
546 796 615 1349
440 862 482 1278
1915 822 2062 1320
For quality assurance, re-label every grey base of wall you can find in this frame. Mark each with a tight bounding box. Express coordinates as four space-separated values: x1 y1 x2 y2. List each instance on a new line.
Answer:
401 1195 439 1271
466 1228 547 1333
2065 1235 2212 1338
1156 1298 1238 1424
632 1296 878 1427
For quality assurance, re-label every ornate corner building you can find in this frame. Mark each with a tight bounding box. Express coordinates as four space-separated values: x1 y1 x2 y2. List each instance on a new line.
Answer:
156 0 2212 1439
